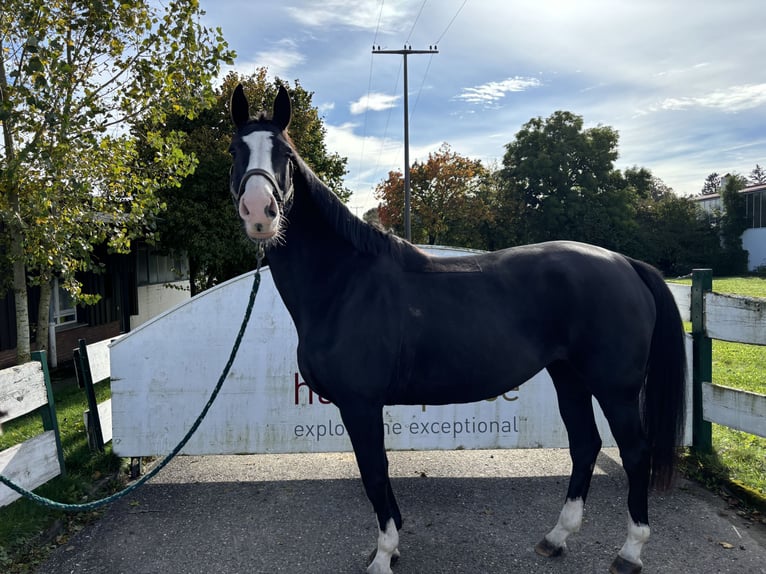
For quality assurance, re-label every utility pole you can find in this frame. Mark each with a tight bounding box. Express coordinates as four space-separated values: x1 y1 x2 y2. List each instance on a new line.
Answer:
373 45 438 241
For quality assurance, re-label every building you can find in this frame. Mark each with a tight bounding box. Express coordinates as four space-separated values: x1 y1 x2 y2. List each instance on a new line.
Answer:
0 243 190 368
693 182 766 271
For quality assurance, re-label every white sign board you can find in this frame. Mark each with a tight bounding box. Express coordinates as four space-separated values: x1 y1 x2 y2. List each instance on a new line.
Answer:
111 246 692 456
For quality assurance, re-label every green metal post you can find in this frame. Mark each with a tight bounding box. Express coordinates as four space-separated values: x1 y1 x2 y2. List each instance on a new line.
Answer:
32 350 66 478
691 269 713 453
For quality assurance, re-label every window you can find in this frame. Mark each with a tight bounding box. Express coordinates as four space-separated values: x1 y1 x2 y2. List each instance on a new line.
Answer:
745 191 765 229
136 244 190 286
52 278 77 327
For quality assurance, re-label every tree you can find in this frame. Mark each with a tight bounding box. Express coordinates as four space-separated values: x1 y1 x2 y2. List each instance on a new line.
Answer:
701 172 721 195
633 193 721 276
718 174 749 274
0 0 233 362
375 143 495 248
749 164 766 185
153 70 350 293
498 111 638 252
363 207 382 227
623 165 673 202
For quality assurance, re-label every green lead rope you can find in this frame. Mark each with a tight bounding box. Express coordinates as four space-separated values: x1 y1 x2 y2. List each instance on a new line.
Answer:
0 269 262 512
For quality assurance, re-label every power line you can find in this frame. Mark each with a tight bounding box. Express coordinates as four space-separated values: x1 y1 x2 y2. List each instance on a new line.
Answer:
372 0 385 46
371 57 402 196
405 0 428 46
355 0 387 194
434 0 468 45
410 52 435 125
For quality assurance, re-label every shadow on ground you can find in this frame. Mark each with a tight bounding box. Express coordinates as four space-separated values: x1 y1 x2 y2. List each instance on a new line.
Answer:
36 451 765 574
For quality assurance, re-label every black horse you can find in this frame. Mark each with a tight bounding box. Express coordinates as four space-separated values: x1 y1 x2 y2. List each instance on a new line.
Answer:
228 85 686 574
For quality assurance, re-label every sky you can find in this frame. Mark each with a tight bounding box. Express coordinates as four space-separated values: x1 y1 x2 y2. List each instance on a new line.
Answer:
200 0 766 214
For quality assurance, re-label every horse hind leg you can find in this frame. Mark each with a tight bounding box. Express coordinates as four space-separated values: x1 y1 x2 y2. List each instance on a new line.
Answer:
536 363 602 559
599 395 651 574
339 404 402 574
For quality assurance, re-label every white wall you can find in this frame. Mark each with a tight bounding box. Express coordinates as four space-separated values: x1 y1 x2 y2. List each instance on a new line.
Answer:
130 280 191 331
743 228 766 271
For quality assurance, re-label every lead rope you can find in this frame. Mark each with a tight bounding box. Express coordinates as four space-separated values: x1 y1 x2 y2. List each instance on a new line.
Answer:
0 254 264 512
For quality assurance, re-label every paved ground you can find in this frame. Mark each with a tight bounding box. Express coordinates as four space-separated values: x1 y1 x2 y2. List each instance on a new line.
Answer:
37 448 765 574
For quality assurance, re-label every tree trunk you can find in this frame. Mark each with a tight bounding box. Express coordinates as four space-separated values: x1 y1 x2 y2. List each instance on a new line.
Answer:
36 279 52 361
11 238 31 363
0 37 30 364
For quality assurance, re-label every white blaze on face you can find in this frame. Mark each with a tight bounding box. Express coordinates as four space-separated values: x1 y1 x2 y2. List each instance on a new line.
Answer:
239 131 280 239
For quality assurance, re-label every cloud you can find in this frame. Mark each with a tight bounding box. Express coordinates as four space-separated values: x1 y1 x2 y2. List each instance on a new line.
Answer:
350 93 400 115
657 83 766 113
250 39 305 79
455 76 542 105
317 101 335 115
324 120 447 210
286 0 408 32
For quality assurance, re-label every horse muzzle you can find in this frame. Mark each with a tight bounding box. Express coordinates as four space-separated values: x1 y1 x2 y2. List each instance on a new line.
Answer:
238 171 282 240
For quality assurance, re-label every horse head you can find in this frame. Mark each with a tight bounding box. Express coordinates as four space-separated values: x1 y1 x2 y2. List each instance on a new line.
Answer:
229 84 295 243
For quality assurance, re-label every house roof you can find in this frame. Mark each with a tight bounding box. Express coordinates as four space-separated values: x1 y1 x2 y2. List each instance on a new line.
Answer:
692 182 766 202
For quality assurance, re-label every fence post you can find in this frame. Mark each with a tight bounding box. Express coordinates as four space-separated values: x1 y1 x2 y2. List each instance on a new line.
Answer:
31 350 67 478
691 269 713 453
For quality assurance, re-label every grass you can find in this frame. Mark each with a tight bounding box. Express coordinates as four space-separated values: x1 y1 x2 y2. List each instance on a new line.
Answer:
670 275 766 502
0 371 124 573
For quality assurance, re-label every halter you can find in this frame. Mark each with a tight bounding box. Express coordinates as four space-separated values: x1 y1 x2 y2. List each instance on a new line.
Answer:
233 160 294 210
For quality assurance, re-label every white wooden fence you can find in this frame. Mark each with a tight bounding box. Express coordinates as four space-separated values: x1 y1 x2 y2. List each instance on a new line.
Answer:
74 337 120 451
0 351 65 507
669 270 766 448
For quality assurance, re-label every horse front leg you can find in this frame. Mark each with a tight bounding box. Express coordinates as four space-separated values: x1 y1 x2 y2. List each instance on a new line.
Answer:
340 404 402 574
536 369 602 558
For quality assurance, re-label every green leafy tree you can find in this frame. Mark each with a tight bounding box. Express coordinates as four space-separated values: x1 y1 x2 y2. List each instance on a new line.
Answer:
498 111 638 252
633 193 721 276
701 172 721 195
0 0 233 362
623 165 673 202
719 174 749 273
749 164 766 185
153 70 350 293
362 207 382 227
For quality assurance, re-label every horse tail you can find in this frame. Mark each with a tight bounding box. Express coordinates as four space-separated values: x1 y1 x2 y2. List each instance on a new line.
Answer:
628 258 687 490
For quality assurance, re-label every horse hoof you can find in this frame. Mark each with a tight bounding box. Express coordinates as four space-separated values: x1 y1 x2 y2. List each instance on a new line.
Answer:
609 555 642 574
534 537 565 558
366 549 400 565
366 548 399 572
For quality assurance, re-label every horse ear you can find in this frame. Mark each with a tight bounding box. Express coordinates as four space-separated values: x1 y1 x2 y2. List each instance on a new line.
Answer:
272 85 291 132
231 84 250 128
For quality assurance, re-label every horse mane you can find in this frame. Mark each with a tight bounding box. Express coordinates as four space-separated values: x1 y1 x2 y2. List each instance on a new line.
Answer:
288 142 425 265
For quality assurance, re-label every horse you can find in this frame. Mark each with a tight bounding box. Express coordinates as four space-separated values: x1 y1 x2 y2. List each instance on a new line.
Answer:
227 84 686 574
